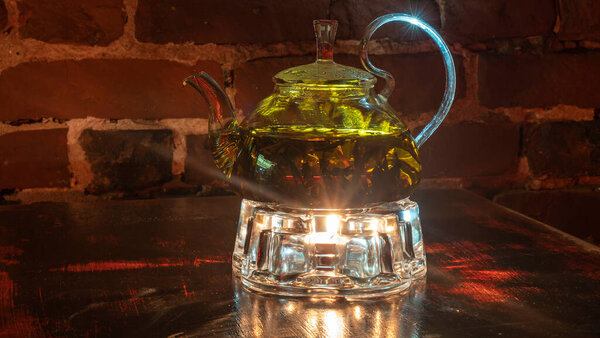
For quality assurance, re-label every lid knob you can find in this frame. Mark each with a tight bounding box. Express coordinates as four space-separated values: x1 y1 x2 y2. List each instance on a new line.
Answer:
313 20 338 62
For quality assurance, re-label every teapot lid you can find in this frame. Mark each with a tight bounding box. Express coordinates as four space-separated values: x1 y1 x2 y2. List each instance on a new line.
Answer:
273 20 376 86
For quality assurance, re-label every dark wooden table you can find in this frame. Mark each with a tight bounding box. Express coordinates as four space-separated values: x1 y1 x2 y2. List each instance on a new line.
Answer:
1 189 598 337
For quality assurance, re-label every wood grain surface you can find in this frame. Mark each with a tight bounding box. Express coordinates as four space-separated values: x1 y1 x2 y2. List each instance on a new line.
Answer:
0 189 598 337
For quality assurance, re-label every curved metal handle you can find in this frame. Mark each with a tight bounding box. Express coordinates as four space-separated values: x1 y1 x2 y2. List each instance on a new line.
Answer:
360 14 456 148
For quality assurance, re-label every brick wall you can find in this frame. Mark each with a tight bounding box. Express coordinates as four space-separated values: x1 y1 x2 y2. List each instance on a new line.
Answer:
0 0 598 211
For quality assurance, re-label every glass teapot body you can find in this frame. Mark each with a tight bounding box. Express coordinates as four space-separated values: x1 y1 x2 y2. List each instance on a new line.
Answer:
186 15 455 209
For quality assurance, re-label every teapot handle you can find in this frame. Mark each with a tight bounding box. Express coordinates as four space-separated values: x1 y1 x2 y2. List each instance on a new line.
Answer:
359 14 456 148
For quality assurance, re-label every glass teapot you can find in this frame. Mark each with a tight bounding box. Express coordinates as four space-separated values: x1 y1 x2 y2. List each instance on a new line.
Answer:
185 14 455 298
185 14 455 209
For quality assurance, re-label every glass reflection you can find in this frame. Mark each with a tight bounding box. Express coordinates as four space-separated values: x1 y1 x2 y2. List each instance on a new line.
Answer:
232 279 426 337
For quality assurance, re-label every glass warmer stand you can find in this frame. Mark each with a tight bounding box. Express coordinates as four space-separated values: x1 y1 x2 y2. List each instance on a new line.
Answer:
232 199 426 298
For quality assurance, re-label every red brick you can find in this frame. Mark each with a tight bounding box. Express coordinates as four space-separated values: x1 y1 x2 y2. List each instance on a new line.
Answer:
0 59 222 120
18 0 126 46
444 0 556 43
524 121 599 177
0 129 70 189
135 0 329 44
479 53 600 108
365 54 465 116
234 53 465 117
184 134 224 186
494 190 600 244
419 123 520 178
80 129 173 193
0 1 7 32
330 0 440 41
558 0 600 40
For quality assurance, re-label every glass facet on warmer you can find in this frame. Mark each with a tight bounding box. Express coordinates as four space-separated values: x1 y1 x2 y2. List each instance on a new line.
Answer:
184 14 456 297
232 198 425 297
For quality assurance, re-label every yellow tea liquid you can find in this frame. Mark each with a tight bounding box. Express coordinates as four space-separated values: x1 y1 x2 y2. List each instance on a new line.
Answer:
213 125 421 208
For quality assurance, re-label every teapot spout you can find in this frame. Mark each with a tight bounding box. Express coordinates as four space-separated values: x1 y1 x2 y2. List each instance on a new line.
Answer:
184 72 240 176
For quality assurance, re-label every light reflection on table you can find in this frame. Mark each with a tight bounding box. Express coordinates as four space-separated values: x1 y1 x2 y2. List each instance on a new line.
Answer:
227 280 426 337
